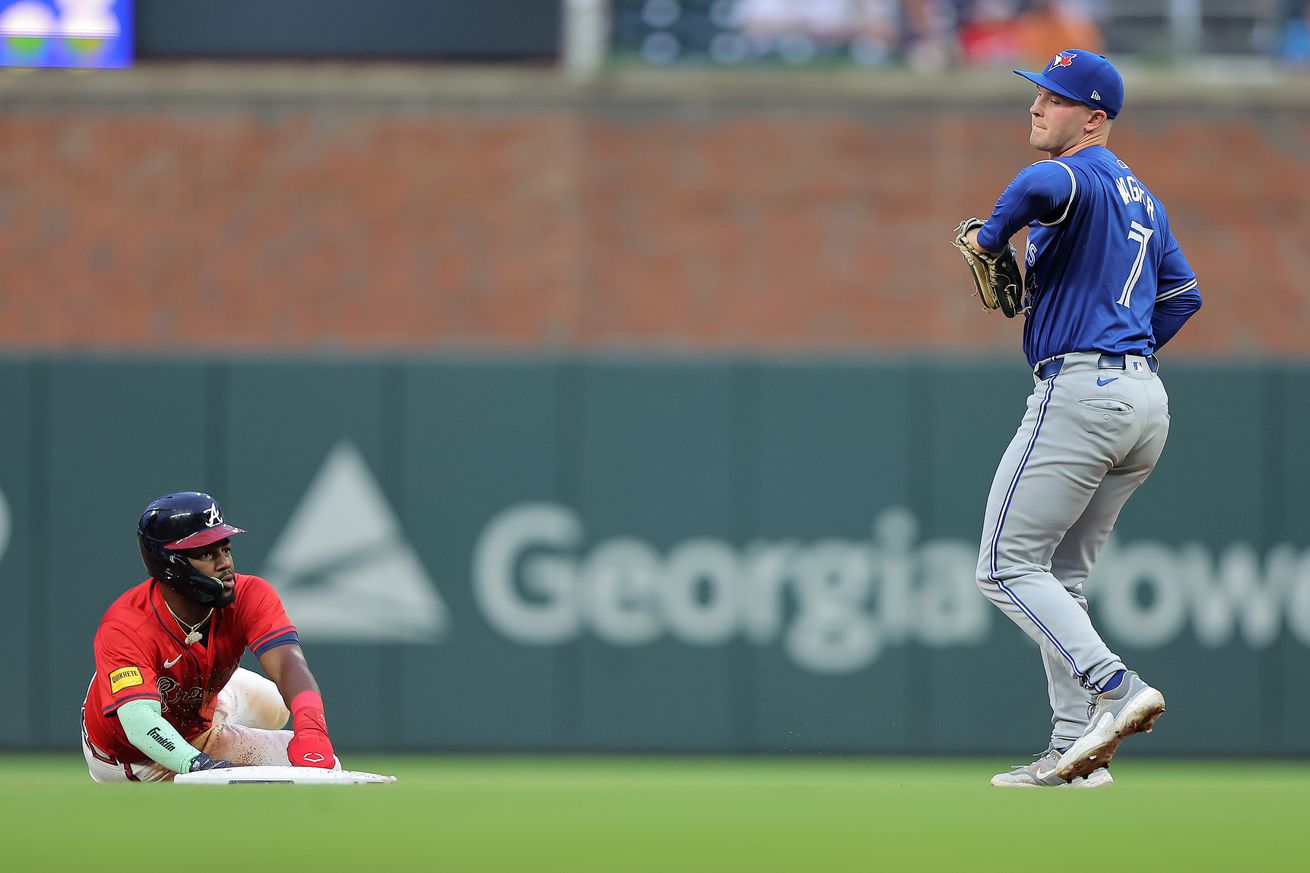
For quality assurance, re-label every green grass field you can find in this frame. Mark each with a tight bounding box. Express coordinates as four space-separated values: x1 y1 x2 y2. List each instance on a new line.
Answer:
5 755 1307 871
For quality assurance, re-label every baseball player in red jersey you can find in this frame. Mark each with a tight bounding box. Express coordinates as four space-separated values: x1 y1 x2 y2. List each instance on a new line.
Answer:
81 492 337 782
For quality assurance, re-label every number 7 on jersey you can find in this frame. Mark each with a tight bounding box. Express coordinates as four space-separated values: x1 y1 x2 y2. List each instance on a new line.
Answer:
1118 220 1154 307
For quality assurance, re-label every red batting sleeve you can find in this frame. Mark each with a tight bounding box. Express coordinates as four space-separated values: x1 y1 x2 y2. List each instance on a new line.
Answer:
233 575 300 656
93 622 162 716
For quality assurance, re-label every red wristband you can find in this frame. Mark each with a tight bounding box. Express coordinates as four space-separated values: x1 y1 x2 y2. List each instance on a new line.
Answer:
290 690 327 732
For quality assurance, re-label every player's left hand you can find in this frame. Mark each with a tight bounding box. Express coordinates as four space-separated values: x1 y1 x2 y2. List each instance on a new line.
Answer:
188 752 234 771
287 691 335 768
951 217 1023 318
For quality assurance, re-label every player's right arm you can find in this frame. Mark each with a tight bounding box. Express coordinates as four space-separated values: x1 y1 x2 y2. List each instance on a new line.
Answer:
91 619 230 773
116 699 231 773
978 161 1076 252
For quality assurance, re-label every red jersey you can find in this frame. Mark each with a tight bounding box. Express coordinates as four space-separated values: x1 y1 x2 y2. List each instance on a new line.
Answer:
83 574 298 763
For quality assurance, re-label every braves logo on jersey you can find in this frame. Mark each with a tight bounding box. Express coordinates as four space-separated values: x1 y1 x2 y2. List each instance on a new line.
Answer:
156 676 204 717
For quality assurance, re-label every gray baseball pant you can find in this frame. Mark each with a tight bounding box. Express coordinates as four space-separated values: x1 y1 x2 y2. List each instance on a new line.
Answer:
975 352 1170 748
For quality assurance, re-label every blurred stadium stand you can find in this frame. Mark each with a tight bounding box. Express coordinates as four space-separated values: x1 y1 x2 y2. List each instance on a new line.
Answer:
611 0 1307 69
3 2 1304 69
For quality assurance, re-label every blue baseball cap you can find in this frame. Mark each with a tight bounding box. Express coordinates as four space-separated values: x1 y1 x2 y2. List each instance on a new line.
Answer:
1014 49 1124 119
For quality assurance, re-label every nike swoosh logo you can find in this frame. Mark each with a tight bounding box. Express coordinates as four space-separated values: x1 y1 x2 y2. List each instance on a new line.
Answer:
1034 767 1059 780
1096 377 1118 386
163 654 184 669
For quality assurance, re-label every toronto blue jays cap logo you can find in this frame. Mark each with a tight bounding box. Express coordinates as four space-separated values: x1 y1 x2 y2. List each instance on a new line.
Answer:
1049 52 1076 69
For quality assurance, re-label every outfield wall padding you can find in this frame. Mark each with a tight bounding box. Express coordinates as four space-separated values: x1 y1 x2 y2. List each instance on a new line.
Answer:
1 356 1307 755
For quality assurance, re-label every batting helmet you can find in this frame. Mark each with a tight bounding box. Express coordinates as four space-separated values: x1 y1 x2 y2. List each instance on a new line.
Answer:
137 492 246 605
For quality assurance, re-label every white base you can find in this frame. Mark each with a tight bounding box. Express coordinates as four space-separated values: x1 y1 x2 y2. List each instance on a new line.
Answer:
176 766 396 785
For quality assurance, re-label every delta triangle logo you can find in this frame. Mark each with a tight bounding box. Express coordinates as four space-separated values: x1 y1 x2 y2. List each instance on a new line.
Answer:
262 441 449 643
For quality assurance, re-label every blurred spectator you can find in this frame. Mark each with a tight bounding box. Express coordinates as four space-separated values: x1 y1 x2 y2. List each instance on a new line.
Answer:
1281 0 1310 66
901 0 959 70
617 0 1290 69
734 0 859 43
958 0 1104 68
730 0 915 66
958 0 1023 66
1016 0 1105 67
733 0 863 63
849 0 901 66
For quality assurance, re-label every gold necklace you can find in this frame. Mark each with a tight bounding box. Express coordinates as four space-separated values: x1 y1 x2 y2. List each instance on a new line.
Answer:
163 599 214 645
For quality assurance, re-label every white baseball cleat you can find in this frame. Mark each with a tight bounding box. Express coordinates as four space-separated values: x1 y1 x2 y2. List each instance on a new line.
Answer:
1056 670 1165 782
991 746 1112 788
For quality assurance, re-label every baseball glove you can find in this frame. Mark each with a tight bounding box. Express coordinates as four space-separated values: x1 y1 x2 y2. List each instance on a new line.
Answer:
951 218 1023 318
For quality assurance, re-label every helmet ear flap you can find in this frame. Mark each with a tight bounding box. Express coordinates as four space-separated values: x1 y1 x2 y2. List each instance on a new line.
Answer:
161 551 191 584
154 549 227 605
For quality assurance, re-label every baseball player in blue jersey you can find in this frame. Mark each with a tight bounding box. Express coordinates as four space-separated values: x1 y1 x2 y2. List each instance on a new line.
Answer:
957 50 1202 788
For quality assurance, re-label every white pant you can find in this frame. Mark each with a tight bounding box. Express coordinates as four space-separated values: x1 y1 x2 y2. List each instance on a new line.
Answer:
83 668 298 783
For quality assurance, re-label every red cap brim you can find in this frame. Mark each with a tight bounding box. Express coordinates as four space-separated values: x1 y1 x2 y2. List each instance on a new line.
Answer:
166 524 245 550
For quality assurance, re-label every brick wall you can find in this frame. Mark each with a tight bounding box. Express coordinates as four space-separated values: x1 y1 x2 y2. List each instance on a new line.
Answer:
3 85 1306 356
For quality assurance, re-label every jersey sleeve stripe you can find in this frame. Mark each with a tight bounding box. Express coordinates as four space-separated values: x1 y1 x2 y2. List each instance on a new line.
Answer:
252 630 300 657
1156 278 1198 301
251 625 297 650
1035 160 1077 227
101 691 161 715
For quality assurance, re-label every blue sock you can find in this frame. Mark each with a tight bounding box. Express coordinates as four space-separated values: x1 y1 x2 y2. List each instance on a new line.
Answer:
1101 670 1125 693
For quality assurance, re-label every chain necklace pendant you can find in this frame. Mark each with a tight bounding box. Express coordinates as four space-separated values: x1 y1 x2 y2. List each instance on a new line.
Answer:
163 598 213 646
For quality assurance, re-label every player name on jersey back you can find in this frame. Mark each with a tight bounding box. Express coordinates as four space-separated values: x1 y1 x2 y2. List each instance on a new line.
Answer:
1114 173 1155 221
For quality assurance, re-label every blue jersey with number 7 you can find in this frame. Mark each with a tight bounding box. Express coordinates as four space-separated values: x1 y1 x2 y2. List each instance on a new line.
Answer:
977 145 1201 367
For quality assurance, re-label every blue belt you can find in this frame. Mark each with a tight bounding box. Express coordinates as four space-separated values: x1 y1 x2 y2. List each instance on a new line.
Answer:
1037 354 1158 381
